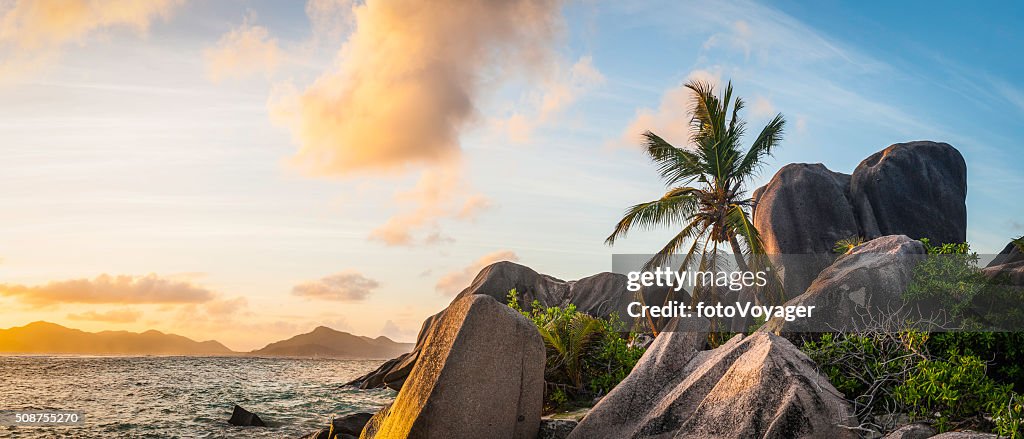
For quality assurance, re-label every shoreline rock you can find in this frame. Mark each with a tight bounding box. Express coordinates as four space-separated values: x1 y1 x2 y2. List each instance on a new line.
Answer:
360 294 545 439
227 404 266 427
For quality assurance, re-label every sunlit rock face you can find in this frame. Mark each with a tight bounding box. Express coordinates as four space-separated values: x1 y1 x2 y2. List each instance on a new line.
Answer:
569 327 856 439
753 163 858 299
361 294 545 439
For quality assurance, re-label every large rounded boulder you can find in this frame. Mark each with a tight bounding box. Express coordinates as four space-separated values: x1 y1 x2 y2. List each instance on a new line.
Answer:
761 235 926 334
851 141 967 244
453 261 568 311
753 163 859 299
360 294 545 439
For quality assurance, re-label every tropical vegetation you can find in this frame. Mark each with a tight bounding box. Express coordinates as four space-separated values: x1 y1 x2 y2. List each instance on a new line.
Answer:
605 80 785 305
507 289 645 412
806 238 1024 437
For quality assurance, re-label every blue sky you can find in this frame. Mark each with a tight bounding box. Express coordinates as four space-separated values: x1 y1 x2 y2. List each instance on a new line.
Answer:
0 0 1021 349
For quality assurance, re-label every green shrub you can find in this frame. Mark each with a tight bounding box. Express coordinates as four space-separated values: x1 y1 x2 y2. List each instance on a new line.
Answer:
804 239 1024 436
928 332 1024 393
1013 235 1024 253
895 351 1022 435
507 289 645 411
802 329 928 422
904 239 1024 331
833 236 865 254
904 239 983 322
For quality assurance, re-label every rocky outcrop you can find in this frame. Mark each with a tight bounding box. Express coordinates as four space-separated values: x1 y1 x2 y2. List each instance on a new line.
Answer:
360 294 545 439
453 261 569 311
305 413 374 439
452 261 681 318
881 423 936 439
227 404 266 427
851 141 967 245
761 235 926 333
753 163 857 299
349 261 684 390
569 327 856 439
753 142 967 299
345 311 443 390
983 240 1024 286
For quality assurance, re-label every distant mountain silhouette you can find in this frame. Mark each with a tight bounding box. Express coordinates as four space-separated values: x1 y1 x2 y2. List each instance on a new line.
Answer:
249 326 414 359
0 321 233 355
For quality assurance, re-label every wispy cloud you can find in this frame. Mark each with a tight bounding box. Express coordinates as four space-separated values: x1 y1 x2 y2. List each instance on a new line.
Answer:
614 69 720 149
495 55 606 143
203 16 282 82
0 273 214 307
292 270 379 302
67 308 141 323
0 0 182 83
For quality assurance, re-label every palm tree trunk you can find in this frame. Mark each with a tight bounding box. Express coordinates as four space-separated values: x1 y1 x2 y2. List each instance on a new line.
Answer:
728 235 750 273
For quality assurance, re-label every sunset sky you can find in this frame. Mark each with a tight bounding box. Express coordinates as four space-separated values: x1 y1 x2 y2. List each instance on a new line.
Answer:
1 0 1022 350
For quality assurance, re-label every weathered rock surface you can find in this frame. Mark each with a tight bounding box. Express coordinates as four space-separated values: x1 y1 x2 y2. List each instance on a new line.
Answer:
881 422 936 439
227 404 266 427
305 412 374 439
752 142 967 301
538 419 578 439
988 241 1024 267
360 294 545 439
851 141 967 244
349 261 683 390
753 163 857 299
569 327 856 439
453 261 569 311
928 432 999 439
761 235 926 333
983 240 1024 287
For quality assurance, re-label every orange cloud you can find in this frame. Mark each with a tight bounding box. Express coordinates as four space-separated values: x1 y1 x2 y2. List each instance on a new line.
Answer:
203 18 282 82
270 0 563 244
292 270 379 302
615 69 722 149
67 308 141 323
0 273 215 306
435 250 519 296
0 0 182 83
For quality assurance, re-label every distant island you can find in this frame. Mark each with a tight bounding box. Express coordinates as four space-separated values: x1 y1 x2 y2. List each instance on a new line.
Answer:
0 321 413 358
249 326 413 359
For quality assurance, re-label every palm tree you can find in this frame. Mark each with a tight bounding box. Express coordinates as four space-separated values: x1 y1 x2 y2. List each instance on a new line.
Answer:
606 80 785 302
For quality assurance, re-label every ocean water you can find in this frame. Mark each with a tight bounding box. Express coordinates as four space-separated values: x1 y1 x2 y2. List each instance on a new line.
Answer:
0 356 396 438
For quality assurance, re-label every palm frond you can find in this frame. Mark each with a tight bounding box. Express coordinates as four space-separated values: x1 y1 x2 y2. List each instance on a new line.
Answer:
735 113 785 179
725 204 764 256
605 188 699 245
643 219 707 271
641 131 703 186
